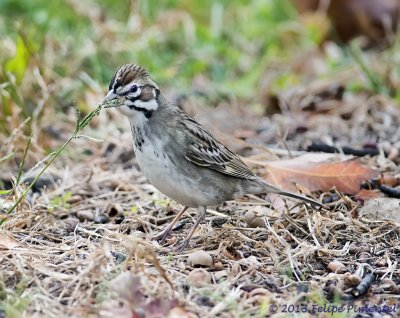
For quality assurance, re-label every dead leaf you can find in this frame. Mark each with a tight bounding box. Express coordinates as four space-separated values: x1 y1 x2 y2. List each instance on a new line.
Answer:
354 189 381 201
110 272 144 305
108 272 178 318
266 193 301 214
292 0 400 47
265 157 377 194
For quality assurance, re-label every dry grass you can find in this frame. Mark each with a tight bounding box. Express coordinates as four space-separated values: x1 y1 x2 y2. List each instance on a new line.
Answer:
1 75 400 317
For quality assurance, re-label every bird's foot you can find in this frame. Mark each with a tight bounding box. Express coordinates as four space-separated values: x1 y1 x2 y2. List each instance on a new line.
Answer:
151 229 171 244
173 239 190 252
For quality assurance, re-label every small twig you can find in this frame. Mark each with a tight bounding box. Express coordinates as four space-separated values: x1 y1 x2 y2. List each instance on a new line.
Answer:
15 136 31 186
307 142 381 157
379 184 400 198
304 206 321 247
5 133 77 216
4 100 120 217
0 152 15 165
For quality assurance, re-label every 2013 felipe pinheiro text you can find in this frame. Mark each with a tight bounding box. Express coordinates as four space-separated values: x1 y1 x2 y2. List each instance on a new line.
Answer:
271 304 397 314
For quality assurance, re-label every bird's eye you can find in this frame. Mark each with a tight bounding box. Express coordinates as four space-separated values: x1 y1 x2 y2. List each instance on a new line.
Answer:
131 85 138 93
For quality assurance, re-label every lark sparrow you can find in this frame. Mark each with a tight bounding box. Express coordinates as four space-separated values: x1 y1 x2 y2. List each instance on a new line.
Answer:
102 64 323 250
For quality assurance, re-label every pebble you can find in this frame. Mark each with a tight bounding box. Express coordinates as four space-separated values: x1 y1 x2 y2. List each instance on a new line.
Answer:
77 210 94 222
327 260 347 273
244 210 266 228
187 250 213 267
63 217 79 230
213 260 224 271
67 195 82 204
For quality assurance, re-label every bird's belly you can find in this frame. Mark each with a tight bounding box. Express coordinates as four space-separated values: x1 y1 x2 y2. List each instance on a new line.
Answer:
135 144 213 207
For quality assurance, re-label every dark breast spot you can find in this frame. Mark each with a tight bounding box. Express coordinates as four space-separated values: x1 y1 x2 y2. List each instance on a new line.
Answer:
133 129 144 151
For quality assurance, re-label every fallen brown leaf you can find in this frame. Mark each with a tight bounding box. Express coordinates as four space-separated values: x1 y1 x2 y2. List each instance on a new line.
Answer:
354 189 381 201
107 272 178 318
292 0 400 46
265 157 377 194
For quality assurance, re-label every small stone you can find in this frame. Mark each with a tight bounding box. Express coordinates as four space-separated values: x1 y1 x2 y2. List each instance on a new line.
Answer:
25 173 60 193
77 210 94 222
111 251 127 264
213 260 224 271
63 217 79 230
187 250 213 267
244 210 266 228
94 214 109 224
67 195 82 204
328 260 347 273
187 268 211 287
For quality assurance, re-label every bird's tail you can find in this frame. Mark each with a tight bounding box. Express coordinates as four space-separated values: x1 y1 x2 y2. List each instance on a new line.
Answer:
260 180 325 208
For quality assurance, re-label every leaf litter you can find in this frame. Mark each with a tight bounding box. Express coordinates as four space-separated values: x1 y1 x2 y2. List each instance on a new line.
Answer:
1 59 400 318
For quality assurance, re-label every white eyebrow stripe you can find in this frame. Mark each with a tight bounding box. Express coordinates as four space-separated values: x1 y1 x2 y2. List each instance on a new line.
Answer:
132 99 158 111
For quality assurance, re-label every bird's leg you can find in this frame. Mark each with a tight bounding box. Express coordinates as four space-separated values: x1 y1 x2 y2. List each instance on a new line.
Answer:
152 206 189 243
174 206 206 251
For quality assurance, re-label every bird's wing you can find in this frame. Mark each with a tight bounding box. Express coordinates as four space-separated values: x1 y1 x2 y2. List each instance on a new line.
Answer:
182 116 258 181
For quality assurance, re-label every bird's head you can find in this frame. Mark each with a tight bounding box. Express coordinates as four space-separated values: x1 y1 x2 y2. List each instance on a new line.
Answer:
103 64 160 119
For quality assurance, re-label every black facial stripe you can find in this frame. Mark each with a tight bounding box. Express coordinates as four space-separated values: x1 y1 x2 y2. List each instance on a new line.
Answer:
128 104 153 119
113 79 122 93
121 86 141 97
108 74 116 91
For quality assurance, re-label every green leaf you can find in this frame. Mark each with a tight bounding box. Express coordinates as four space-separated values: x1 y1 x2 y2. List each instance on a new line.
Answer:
5 36 30 84
0 189 12 195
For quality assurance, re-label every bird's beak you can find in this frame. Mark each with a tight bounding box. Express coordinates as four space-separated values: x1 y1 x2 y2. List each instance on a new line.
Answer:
103 90 118 103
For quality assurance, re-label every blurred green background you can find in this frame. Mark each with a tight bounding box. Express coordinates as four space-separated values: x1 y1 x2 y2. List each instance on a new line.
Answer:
0 0 322 133
0 0 398 137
